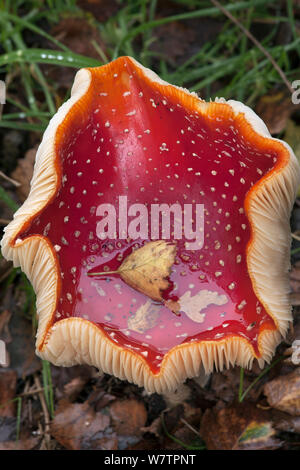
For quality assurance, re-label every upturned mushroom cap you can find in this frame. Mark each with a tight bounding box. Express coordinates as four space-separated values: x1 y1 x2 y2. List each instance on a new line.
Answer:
1 56 300 393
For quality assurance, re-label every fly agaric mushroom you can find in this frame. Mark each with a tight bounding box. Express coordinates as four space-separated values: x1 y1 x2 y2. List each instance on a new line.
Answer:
1 56 299 393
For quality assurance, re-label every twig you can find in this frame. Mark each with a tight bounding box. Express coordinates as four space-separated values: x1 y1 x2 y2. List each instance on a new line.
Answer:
0 218 12 225
0 170 21 187
0 266 14 284
209 0 294 94
180 418 201 437
292 232 300 242
33 374 51 449
19 387 48 398
161 412 205 450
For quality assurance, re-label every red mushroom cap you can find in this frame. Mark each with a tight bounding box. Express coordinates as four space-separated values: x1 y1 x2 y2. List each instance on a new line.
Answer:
1 56 299 392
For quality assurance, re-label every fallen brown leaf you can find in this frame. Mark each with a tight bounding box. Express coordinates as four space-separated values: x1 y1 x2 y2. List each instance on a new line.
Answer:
169 424 202 450
52 17 106 60
62 376 89 402
110 399 147 437
0 369 17 417
90 391 116 412
45 16 106 91
127 437 160 451
0 416 17 442
161 404 185 436
162 384 192 408
255 91 300 135
289 292 300 306
0 309 12 344
272 407 300 434
0 417 40 449
289 260 300 304
50 399 116 450
149 16 222 67
264 368 300 416
142 400 199 443
237 419 279 450
141 415 162 438
77 0 120 23
0 259 13 285
285 120 300 159
5 309 40 378
200 402 281 450
11 147 36 202
170 403 202 450
209 367 263 404
0 436 39 450
51 364 95 402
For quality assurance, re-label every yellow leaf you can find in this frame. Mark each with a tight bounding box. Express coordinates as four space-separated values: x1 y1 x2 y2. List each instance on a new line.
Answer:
88 240 177 301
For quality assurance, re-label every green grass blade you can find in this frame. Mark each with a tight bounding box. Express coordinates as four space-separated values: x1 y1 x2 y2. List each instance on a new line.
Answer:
1 11 72 53
238 356 283 403
0 186 19 212
15 396 22 441
42 360 54 419
0 48 101 68
161 413 205 450
2 111 51 120
112 0 277 59
0 120 46 132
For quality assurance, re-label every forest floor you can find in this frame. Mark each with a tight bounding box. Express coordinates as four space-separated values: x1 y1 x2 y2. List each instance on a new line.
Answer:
0 0 300 451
